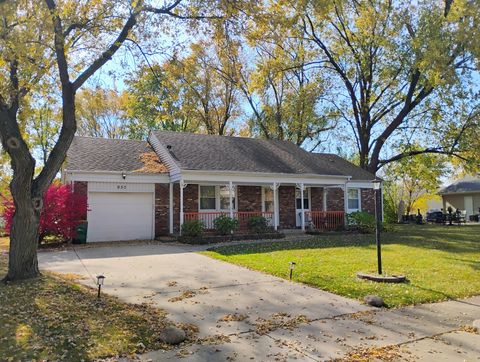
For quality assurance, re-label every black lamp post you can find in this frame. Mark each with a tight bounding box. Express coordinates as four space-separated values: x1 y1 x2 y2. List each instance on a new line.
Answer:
96 274 105 298
372 179 382 275
289 261 296 280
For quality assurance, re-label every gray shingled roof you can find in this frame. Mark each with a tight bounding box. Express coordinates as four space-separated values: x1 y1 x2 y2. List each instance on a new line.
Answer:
66 136 161 172
439 175 480 194
313 153 376 181
152 131 361 177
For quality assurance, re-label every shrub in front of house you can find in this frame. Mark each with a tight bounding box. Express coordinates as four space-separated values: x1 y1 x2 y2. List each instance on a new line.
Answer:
248 216 269 233
2 183 87 244
213 215 239 235
346 211 376 233
181 220 205 237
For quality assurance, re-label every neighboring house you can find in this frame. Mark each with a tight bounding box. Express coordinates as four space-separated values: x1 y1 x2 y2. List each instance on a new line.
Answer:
63 131 377 242
439 175 480 220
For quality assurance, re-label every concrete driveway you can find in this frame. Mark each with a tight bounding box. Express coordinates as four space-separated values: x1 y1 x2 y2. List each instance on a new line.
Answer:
39 243 480 361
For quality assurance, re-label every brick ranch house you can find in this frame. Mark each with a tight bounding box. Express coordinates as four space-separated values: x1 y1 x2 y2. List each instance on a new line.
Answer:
63 131 378 242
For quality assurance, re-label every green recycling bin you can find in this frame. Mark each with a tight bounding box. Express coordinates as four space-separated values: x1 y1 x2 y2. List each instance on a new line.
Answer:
73 222 88 244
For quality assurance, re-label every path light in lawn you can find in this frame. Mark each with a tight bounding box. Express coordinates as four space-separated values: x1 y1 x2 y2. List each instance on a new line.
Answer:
96 274 105 298
289 261 296 280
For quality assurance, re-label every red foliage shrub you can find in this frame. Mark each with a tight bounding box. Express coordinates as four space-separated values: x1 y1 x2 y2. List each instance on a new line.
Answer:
2 184 87 242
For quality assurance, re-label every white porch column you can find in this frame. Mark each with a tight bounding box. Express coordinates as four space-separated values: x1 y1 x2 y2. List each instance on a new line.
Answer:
297 183 305 231
179 180 186 234
344 182 348 226
272 182 278 230
301 184 305 231
169 182 173 234
229 181 234 218
323 188 327 211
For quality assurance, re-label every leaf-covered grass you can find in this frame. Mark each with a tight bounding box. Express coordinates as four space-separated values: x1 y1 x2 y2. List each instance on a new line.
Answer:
202 224 480 308
0 243 186 361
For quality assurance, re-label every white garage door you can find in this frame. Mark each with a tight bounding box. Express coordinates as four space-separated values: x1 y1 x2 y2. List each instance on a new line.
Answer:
87 192 154 242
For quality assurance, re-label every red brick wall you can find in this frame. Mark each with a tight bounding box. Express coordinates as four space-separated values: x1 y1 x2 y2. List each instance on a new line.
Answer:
326 187 344 211
155 184 169 236
73 181 88 220
311 187 324 211
279 186 296 228
361 188 375 215
237 186 262 211
173 184 198 232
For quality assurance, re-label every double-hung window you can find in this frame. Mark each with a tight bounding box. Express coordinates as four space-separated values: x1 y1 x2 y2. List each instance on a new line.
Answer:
199 185 236 211
347 188 361 212
199 186 216 210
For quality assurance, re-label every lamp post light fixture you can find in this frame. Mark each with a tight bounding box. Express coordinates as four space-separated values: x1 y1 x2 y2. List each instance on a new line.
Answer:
289 261 296 280
372 178 382 275
96 274 105 299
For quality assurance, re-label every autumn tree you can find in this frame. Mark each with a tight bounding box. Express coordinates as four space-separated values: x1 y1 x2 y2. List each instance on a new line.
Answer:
265 0 480 171
383 150 446 218
0 0 236 281
76 87 127 139
124 40 240 138
123 65 189 139
27 95 61 164
239 17 335 148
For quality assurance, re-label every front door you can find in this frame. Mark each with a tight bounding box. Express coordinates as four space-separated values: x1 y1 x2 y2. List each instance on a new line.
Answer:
295 188 310 227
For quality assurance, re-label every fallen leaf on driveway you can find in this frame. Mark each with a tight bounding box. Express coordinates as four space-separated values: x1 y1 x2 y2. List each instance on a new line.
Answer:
335 345 411 362
254 313 310 335
168 290 196 302
218 314 248 322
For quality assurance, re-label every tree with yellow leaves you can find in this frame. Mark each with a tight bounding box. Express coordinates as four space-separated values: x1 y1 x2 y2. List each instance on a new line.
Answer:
0 0 247 281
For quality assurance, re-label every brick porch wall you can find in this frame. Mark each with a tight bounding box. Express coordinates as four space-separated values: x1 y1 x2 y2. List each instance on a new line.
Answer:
279 186 296 228
361 188 375 215
237 186 262 211
73 181 88 220
173 184 198 232
326 187 345 211
311 187 324 211
155 184 169 236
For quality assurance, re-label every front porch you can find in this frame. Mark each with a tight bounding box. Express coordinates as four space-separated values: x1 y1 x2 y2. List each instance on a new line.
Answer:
155 179 369 235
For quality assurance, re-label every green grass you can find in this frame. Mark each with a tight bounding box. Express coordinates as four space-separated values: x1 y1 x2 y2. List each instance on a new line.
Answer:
0 239 186 361
201 224 480 308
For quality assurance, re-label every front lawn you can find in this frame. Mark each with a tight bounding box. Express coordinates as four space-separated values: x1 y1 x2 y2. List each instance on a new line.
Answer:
0 239 189 361
202 224 480 308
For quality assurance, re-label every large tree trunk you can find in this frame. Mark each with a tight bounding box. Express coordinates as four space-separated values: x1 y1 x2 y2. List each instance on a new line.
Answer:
6 194 41 281
3 149 42 281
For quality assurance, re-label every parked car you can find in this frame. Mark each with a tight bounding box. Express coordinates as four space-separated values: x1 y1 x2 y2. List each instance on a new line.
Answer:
426 210 445 224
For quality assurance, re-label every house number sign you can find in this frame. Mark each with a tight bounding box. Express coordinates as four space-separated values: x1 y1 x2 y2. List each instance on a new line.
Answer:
116 185 127 190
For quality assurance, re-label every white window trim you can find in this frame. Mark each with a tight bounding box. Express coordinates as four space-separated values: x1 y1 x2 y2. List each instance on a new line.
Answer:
347 188 361 213
198 184 238 212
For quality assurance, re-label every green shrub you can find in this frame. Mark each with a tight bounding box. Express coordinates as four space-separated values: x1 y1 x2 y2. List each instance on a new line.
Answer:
346 211 376 233
346 211 391 233
213 215 239 235
181 220 204 237
248 216 269 233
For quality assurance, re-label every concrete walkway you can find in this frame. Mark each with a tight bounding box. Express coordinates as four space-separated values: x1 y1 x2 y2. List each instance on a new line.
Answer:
39 243 480 361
